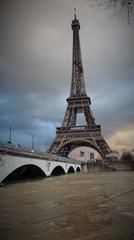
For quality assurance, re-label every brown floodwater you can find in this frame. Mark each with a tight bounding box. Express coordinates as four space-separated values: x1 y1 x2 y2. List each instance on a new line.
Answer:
0 171 134 240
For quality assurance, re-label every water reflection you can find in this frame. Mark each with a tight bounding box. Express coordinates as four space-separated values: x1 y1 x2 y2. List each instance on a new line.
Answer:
0 172 134 240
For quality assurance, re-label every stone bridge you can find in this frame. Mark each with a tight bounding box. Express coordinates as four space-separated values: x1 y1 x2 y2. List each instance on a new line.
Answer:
0 143 81 183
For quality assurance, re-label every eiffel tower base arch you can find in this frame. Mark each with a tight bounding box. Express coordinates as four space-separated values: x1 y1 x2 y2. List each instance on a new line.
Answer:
48 126 111 160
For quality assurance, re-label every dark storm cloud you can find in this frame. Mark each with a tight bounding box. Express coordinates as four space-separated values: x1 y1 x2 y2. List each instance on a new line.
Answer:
0 92 65 148
0 0 134 150
0 0 71 95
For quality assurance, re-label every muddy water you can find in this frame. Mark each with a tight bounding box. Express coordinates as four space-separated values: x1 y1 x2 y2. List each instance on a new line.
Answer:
0 172 134 240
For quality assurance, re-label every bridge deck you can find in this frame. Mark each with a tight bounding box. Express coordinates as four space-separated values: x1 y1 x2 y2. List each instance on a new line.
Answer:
0 142 81 164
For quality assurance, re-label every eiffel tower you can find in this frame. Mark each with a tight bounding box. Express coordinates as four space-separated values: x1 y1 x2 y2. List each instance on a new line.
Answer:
48 12 111 160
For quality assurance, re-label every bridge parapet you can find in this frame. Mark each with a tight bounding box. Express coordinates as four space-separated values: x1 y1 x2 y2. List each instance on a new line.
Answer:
0 142 81 165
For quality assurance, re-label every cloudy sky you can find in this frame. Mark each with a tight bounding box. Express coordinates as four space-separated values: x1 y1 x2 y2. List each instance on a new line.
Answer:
0 0 134 152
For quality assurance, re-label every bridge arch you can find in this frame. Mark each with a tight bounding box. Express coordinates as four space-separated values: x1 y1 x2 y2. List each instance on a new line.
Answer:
76 166 80 172
57 139 102 159
50 166 65 176
68 166 75 173
2 164 46 183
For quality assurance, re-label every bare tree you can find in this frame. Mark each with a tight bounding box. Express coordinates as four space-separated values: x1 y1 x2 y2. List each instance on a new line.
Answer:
120 151 134 162
87 0 134 23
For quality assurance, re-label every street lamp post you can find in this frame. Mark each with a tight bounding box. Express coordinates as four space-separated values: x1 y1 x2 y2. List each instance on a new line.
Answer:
8 125 12 144
31 135 34 152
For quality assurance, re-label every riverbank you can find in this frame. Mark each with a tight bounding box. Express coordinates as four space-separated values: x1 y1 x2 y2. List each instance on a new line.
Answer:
85 160 134 172
102 160 134 171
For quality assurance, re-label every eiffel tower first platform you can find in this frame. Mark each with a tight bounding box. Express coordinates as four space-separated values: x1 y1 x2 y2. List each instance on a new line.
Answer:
48 12 111 160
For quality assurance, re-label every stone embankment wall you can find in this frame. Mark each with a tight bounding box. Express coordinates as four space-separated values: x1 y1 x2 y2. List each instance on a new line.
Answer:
106 161 134 171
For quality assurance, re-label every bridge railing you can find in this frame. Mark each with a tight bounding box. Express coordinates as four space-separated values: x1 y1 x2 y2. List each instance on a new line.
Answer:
0 141 81 165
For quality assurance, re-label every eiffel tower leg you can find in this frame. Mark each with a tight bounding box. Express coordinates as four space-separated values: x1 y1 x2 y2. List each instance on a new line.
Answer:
95 136 111 158
48 137 60 155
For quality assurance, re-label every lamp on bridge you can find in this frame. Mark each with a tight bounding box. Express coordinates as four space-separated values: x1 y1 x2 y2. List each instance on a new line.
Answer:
31 135 35 153
7 125 12 144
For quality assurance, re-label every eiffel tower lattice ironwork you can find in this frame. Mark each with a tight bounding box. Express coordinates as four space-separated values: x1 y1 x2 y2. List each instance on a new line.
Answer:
48 12 111 160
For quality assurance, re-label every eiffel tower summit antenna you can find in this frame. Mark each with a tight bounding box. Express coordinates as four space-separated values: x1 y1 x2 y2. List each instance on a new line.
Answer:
48 14 111 160
74 8 77 19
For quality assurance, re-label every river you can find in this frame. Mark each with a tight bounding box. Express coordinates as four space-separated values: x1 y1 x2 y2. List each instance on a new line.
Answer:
0 171 134 240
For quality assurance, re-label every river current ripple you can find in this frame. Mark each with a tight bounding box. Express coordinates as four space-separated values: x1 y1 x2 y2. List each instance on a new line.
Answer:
0 171 134 240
